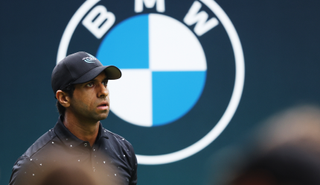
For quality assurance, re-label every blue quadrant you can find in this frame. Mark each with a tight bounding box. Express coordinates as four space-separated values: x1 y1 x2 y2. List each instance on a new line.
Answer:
152 71 207 126
97 14 149 69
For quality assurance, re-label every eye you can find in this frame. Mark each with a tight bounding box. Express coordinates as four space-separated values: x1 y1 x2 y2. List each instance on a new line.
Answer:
86 82 94 87
102 80 108 87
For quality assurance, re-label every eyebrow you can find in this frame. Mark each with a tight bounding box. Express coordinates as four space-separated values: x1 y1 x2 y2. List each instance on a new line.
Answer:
90 77 108 82
102 77 108 82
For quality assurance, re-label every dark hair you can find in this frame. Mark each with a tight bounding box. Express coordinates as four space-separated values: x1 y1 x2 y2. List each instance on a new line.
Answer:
56 85 75 116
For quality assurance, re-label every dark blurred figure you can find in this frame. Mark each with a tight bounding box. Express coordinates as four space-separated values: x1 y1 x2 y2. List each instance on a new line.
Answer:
209 105 320 185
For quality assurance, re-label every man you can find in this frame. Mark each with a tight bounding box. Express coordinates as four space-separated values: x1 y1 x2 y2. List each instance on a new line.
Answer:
9 52 138 185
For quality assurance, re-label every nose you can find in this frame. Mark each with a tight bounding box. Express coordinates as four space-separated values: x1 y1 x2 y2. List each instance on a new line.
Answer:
98 83 109 98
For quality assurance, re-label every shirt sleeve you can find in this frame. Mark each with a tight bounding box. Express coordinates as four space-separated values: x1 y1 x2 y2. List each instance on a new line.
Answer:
127 143 138 185
129 154 138 185
9 156 41 185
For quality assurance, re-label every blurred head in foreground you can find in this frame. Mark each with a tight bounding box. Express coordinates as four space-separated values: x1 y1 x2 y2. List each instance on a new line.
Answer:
211 105 320 185
39 166 97 185
15 150 119 185
230 143 320 185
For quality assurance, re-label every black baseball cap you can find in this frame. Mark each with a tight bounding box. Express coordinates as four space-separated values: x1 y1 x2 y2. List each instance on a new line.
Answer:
51 51 121 94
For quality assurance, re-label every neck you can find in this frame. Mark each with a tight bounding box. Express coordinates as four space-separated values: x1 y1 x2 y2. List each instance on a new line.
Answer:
63 112 100 146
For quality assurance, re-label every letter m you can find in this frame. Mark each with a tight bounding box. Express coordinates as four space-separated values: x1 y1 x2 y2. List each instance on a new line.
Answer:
184 1 219 36
135 0 165 13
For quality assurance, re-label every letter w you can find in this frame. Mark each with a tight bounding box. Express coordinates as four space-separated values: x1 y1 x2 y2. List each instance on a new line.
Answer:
184 1 219 36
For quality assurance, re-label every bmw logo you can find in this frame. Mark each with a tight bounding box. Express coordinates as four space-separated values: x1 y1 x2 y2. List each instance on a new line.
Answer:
57 0 245 165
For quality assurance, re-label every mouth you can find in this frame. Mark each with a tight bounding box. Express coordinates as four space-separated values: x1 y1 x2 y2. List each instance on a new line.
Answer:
97 102 109 110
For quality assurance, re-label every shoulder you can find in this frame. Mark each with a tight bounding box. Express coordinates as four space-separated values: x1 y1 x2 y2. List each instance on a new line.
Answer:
10 129 57 185
13 128 56 166
103 128 135 153
101 127 137 166
24 129 56 158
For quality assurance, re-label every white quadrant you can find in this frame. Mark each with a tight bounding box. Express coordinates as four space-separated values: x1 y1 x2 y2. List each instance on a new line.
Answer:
109 69 152 127
149 14 207 71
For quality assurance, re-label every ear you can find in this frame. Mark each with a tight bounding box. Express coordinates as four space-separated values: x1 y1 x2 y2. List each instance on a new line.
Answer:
56 90 71 108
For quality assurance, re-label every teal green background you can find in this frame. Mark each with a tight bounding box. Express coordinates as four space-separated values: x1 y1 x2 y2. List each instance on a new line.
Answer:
1 0 320 185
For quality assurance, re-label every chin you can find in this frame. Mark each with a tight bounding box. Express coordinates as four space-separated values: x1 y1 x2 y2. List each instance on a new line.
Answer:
97 113 109 120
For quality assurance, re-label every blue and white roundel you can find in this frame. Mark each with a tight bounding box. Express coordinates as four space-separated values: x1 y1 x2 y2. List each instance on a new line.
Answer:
97 13 207 127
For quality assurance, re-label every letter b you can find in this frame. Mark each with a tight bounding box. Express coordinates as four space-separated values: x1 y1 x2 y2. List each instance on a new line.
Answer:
82 5 115 39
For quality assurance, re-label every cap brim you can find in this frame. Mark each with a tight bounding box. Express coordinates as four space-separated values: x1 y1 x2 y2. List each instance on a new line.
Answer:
104 65 122 79
72 65 121 85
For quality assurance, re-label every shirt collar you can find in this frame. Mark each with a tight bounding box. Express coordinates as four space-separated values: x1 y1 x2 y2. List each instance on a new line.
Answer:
54 116 109 148
96 121 109 142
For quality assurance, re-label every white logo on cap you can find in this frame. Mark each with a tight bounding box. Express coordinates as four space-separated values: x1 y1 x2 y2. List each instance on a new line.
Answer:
82 54 97 63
